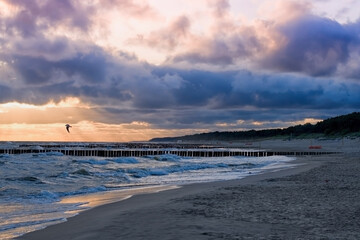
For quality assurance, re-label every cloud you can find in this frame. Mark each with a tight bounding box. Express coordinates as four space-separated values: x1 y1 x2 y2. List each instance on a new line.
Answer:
9 50 108 85
208 0 230 18
130 15 191 51
0 84 12 102
2 46 360 131
101 0 157 18
3 39 360 115
1 0 360 135
129 0 265 66
260 0 312 23
148 1 360 77
262 15 359 76
1 0 94 37
170 25 264 66
1 0 157 41
10 37 74 61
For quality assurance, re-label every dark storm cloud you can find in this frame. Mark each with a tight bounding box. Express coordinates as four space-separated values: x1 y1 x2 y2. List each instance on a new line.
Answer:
167 13 360 77
190 70 356 111
11 51 108 84
12 37 72 59
149 69 234 107
147 69 359 111
8 49 360 112
2 44 360 129
263 15 359 76
2 31 360 128
55 53 108 83
0 84 12 102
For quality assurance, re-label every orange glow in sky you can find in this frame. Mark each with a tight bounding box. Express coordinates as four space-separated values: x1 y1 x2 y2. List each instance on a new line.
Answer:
0 121 183 142
0 99 206 142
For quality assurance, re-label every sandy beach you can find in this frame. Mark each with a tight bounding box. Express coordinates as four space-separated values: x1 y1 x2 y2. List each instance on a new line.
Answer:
18 139 360 240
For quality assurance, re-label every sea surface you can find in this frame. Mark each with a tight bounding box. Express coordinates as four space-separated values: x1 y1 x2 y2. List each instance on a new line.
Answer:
0 142 295 239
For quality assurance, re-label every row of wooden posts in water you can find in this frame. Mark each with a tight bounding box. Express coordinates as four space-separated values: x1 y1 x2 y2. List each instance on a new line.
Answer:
0 148 340 157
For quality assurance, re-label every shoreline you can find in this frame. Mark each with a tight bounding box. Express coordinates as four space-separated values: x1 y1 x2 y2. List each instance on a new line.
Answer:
17 155 325 240
59 184 179 210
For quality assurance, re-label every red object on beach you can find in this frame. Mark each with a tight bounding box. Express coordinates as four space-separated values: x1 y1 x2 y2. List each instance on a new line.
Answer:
309 145 322 149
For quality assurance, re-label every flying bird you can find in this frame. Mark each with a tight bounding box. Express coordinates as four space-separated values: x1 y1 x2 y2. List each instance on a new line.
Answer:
65 124 72 133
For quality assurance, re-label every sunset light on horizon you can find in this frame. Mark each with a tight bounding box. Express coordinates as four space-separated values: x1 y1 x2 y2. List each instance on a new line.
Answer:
1 0 360 142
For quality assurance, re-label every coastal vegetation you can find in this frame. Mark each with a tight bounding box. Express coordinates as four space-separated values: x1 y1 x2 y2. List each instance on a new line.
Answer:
150 112 360 142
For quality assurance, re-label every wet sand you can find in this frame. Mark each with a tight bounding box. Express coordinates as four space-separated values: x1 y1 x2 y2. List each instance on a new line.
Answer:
18 139 360 240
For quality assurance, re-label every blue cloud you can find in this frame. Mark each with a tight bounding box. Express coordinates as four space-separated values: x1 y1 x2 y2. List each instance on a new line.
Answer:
1 13 360 131
0 84 12 102
262 15 359 76
2 0 93 37
147 69 360 111
2 43 360 129
11 51 108 85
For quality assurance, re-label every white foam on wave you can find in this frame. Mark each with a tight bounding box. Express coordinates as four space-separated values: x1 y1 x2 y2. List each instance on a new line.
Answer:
111 157 139 164
93 171 130 180
75 159 109 165
30 146 44 150
45 152 64 156
0 217 66 233
126 162 231 179
151 154 182 162
0 142 19 149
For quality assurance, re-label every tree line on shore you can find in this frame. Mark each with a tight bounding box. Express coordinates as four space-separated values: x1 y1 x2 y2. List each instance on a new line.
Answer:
150 112 360 142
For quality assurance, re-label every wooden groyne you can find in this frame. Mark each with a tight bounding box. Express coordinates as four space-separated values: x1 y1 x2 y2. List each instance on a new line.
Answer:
0 147 340 157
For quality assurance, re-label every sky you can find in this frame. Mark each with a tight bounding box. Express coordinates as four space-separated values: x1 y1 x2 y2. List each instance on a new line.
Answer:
0 0 360 142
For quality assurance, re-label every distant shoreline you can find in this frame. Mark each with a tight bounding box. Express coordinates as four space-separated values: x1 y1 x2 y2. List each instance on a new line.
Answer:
150 112 360 142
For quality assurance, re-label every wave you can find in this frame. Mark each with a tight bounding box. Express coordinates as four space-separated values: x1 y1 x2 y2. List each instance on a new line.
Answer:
5 176 44 184
73 159 109 165
126 168 168 178
93 171 131 181
0 187 23 198
12 186 109 203
110 157 139 164
49 172 69 178
60 186 107 197
72 169 91 176
73 157 139 165
30 146 44 150
45 152 64 156
126 162 229 178
229 162 257 168
144 154 182 162
0 217 65 232
19 176 43 183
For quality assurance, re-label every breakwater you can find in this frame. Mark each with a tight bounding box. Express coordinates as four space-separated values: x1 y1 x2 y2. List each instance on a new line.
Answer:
0 142 340 157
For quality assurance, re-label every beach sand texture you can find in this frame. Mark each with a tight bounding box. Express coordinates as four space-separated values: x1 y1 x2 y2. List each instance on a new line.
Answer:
18 139 360 240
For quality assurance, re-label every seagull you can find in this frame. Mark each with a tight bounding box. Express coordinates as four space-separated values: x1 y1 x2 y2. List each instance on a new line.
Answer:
65 124 72 133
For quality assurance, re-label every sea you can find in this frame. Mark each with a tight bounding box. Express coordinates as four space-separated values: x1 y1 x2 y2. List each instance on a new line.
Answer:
0 141 296 239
